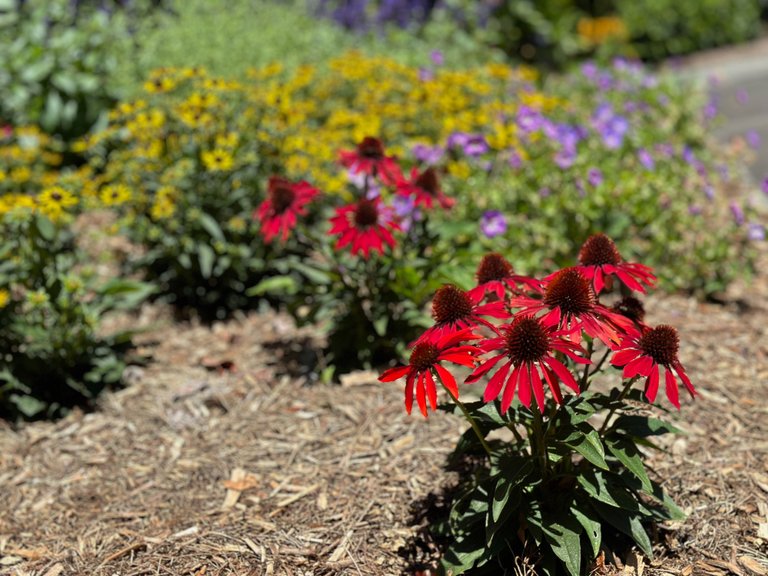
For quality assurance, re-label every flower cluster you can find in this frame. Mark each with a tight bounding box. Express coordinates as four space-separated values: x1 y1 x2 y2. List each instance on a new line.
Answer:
380 234 696 416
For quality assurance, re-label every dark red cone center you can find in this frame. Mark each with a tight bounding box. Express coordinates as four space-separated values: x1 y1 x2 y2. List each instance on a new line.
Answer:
504 316 551 364
543 268 595 316
432 284 473 324
269 182 296 214
476 253 513 285
579 233 622 266
354 199 379 228
613 296 646 323
409 342 440 372
638 325 679 366
357 137 384 159
415 167 439 196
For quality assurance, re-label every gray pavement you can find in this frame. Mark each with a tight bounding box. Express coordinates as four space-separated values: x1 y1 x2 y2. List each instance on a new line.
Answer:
675 37 768 209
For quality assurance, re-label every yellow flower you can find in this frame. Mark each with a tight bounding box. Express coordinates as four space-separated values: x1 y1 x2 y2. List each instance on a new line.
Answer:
38 186 78 221
27 289 49 307
144 76 177 94
215 132 240 149
0 289 10 309
577 16 628 45
0 169 6 182
10 166 31 184
150 185 178 221
100 184 132 206
201 149 234 171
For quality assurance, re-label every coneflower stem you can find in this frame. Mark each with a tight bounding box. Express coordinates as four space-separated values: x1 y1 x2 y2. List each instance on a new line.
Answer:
443 384 493 458
599 376 638 436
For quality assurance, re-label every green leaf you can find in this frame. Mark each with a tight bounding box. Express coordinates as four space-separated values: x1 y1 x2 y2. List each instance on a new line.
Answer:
198 244 216 279
373 316 388 337
570 505 601 559
34 214 56 241
291 261 332 285
605 436 652 491
577 470 639 511
612 415 682 437
486 460 533 542
592 501 653 558
10 394 47 417
543 518 582 576
246 275 297 297
565 428 609 470
198 213 225 243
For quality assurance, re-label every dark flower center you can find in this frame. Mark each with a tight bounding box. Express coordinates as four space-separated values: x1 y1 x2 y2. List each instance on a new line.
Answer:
613 296 645 323
415 167 439 196
51 192 62 202
578 233 622 266
504 316 551 364
354 199 379 228
269 178 296 214
476 253 513 285
357 137 384 159
543 268 595 316
409 342 440 372
432 284 473 324
638 325 679 366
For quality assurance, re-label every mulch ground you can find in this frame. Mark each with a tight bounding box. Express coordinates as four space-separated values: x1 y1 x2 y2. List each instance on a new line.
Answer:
1 249 767 576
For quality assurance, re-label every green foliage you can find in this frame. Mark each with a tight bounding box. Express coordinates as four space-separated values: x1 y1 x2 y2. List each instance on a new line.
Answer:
616 0 761 61
0 0 135 139
0 209 153 419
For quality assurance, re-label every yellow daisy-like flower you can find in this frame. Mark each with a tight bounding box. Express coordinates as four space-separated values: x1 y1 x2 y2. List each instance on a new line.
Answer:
201 149 234 172
100 184 132 206
150 186 178 221
10 166 32 184
144 76 177 94
0 288 10 309
38 186 78 221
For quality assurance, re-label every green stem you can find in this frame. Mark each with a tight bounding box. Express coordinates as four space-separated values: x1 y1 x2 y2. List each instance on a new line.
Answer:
579 339 594 391
530 408 548 476
599 376 638 436
443 384 493 458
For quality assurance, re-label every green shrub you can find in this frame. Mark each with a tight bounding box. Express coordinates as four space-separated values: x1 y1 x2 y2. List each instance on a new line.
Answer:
0 0 137 139
0 208 153 419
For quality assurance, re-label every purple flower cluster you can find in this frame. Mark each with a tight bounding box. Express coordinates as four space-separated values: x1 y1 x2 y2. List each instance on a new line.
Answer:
316 0 436 31
447 132 489 157
591 103 629 150
480 211 507 238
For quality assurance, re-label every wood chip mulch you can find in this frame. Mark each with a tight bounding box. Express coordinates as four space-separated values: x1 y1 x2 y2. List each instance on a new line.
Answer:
1 250 767 576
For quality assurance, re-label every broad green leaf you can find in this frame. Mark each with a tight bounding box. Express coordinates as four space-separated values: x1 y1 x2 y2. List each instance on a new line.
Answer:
592 501 653 558
291 261 332 285
570 505 601 559
198 244 215 279
198 213 225 243
606 436 652 491
565 428 608 470
577 470 638 511
486 460 533 542
34 214 56 241
11 394 46 417
543 518 582 576
612 415 682 437
373 316 388 337
246 275 297 296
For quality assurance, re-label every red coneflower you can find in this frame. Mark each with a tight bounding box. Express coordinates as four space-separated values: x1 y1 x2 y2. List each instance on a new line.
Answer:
418 284 506 343
612 295 647 331
396 167 455 210
329 197 399 258
256 176 319 243
379 329 481 417
468 253 542 302
466 315 589 412
339 136 402 185
576 233 656 294
610 324 696 409
510 267 633 346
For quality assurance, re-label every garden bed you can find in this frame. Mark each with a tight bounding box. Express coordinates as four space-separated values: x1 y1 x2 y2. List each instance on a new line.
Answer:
1 247 766 576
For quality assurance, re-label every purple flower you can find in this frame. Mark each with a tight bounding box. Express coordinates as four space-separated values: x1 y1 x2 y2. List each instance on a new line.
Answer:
418 67 434 82
592 103 629 149
392 194 421 232
688 204 702 216
730 202 745 226
718 164 729 181
581 61 598 80
762 176 768 195
554 148 577 169
430 50 444 66
539 187 551 198
736 88 749 104
517 106 545 133
638 148 655 170
748 223 766 241
746 130 761 149
655 143 675 158
463 135 489 157
682 146 696 165
587 167 603 187
411 143 444 166
480 211 507 238
703 98 718 120
704 184 715 201
508 150 523 169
